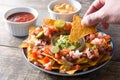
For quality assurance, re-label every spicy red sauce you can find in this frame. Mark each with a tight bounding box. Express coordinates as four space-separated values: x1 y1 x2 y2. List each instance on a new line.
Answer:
7 12 35 22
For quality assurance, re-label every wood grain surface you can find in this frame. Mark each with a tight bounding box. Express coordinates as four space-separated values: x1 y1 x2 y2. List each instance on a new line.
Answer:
0 0 120 80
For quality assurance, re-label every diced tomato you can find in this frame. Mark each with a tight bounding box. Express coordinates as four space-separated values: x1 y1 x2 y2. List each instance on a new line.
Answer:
72 65 81 70
44 24 55 31
93 49 99 57
46 28 52 38
43 57 50 63
32 51 38 58
90 33 96 40
60 49 70 55
44 46 51 54
75 65 81 70
104 35 110 41
66 22 72 30
43 25 56 38
49 26 56 32
38 54 44 59
44 65 52 71
44 28 50 36
55 53 61 59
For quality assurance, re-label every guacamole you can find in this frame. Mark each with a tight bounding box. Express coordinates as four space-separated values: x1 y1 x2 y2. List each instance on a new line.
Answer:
55 35 81 50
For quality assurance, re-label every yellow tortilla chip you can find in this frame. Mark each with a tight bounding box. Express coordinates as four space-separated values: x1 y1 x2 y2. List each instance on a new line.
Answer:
59 64 71 73
66 69 78 75
87 54 111 67
52 62 61 70
18 41 28 48
40 52 63 64
43 18 55 26
76 57 89 64
88 54 104 66
99 54 111 63
37 58 53 65
80 64 90 71
27 46 36 61
69 14 97 42
29 26 36 35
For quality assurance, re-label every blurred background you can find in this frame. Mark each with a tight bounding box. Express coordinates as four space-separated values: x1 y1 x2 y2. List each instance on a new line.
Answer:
0 0 94 25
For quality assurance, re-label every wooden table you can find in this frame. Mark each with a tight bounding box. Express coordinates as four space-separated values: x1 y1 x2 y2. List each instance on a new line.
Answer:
0 0 120 80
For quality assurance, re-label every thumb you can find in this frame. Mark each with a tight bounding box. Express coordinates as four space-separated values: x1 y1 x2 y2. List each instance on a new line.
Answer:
81 10 104 27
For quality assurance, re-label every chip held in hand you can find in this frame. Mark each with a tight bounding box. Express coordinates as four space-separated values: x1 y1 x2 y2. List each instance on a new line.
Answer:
69 14 97 43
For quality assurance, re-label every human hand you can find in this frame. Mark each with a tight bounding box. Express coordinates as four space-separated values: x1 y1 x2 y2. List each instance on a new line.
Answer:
81 0 120 29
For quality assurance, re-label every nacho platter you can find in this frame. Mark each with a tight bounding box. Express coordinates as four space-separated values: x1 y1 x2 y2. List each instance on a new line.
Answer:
20 15 114 76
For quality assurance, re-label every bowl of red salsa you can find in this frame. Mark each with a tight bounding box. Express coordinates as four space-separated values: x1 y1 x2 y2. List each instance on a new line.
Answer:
4 7 38 37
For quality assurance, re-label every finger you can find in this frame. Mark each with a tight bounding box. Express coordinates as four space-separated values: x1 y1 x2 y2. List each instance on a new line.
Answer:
81 5 107 27
84 0 105 17
81 11 101 26
101 22 109 30
93 24 98 27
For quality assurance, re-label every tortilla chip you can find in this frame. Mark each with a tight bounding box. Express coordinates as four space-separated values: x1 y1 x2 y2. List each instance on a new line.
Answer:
18 40 29 48
87 54 104 66
52 62 61 69
69 14 97 42
59 64 71 73
43 18 55 26
80 64 90 71
37 58 53 65
29 26 36 35
66 69 78 75
27 46 36 61
50 60 61 70
76 57 89 64
99 54 111 63
40 52 63 64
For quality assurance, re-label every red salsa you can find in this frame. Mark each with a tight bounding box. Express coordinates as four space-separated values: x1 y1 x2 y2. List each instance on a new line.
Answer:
7 12 34 22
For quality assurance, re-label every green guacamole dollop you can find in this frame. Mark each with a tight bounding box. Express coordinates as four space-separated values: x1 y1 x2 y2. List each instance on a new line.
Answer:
55 35 81 50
